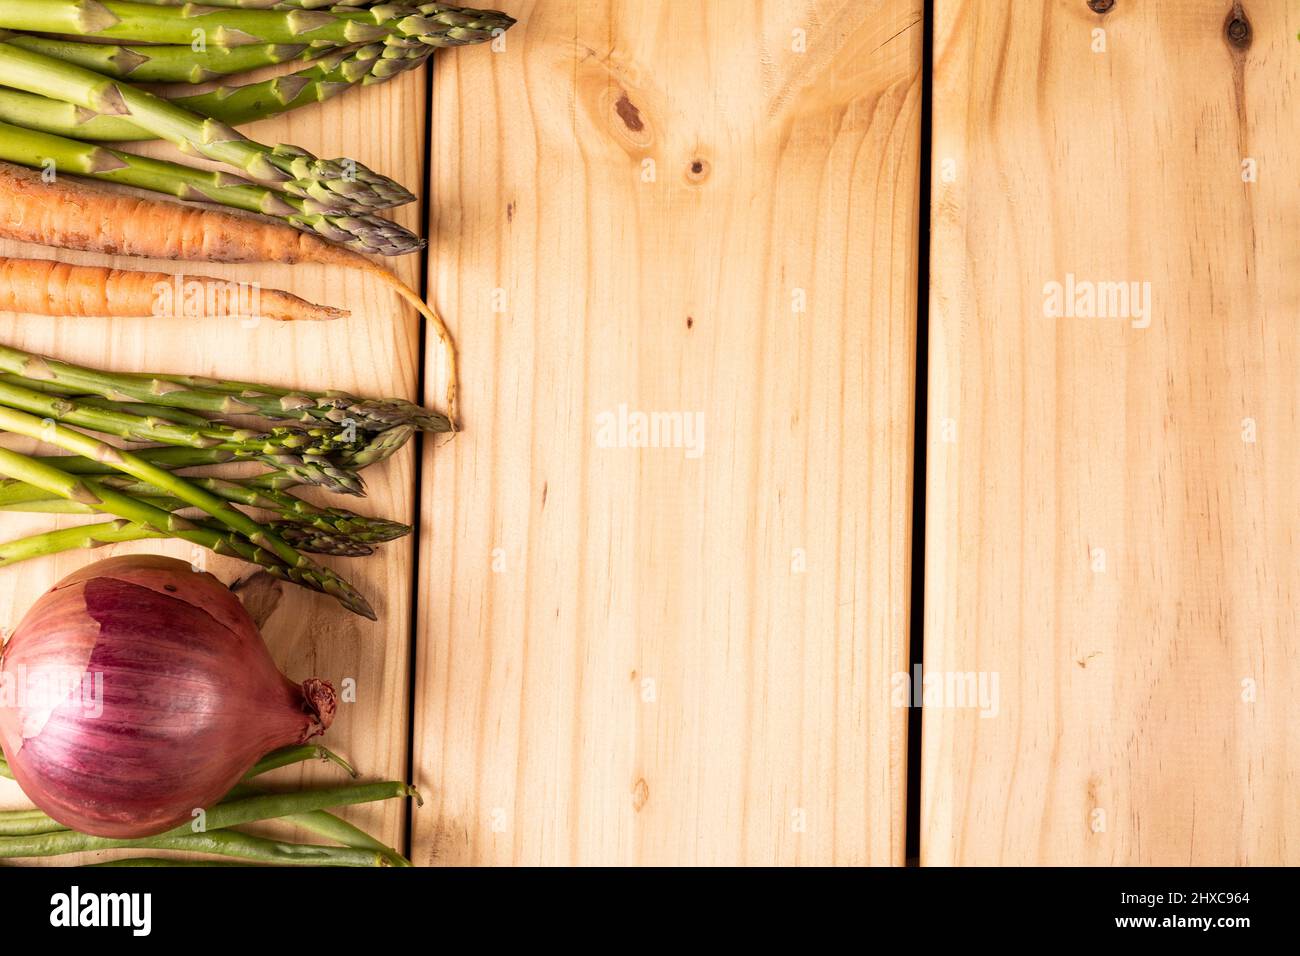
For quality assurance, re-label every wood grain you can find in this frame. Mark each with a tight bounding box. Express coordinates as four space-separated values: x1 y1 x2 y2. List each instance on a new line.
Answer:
413 0 923 865
923 0 1300 865
0 67 429 862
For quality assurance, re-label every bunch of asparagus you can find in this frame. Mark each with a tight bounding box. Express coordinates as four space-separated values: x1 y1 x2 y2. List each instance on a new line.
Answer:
1 743 419 866
0 342 451 620
0 0 515 253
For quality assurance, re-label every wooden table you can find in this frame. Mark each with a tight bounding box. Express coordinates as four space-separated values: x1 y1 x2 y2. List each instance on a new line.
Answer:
4 0 1294 868
0 0 923 867
923 0 1300 866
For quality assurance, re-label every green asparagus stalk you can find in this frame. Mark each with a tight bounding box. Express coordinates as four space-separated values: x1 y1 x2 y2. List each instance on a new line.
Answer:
0 518 164 567
0 70 416 147
0 342 448 435
0 470 410 541
173 41 430 127
37 481 373 607
0 121 425 255
0 453 301 591
27 422 418 484
35 446 240 473
0 378 225 430
0 375 366 495
0 422 376 618
0 0 392 47
0 38 428 134
109 476 410 541
0 371 338 454
0 1 516 49
53 395 216 429
0 39 414 213
127 0 376 9
267 523 372 556
0 88 137 142
0 509 398 559
112 369 449 432
0 31 317 82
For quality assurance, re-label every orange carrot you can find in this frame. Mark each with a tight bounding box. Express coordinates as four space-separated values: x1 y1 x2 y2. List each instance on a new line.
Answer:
0 256 346 323
0 163 458 424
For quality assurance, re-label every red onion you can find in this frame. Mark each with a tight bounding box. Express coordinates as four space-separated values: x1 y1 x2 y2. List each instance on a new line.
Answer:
0 555 335 838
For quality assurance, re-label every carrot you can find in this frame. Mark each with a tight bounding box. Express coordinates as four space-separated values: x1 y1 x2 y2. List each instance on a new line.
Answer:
0 162 458 424
0 256 347 323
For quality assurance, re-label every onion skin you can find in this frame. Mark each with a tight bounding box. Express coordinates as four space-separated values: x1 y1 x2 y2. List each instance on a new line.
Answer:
0 555 335 838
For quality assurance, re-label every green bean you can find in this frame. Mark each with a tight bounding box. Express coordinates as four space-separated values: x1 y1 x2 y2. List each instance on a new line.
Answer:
247 744 356 779
190 781 419 832
0 809 67 837
1 743 410 864
86 858 255 867
1 829 382 866
225 783 410 866
0 781 415 859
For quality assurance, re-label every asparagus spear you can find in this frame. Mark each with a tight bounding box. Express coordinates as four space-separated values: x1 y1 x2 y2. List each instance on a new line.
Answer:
271 523 376 556
111 369 449 432
0 427 376 619
35 446 240 473
0 31 317 82
0 342 449 433
0 39 427 135
154 384 448 433
18 424 413 484
127 0 388 8
0 375 366 495
0 452 412 559
0 514 382 560
0 44 429 142
132 481 409 545
174 41 430 127
0 40 413 213
339 423 419 469
0 0 392 46
0 371 342 455
64 397 215 428
128 0 376 8
0 1 516 49
0 471 410 543
0 454 302 596
0 384 217 429
0 518 164 567
29 422 417 488
0 121 425 255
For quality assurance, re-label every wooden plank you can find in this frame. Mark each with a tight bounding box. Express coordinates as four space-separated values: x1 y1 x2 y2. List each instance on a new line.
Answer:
414 0 923 865
923 0 1300 864
0 70 428 861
